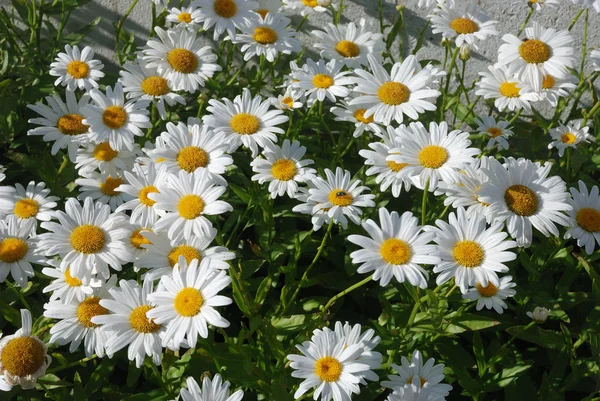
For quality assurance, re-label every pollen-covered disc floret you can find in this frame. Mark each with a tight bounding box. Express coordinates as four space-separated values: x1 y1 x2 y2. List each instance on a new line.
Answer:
75 171 132 212
548 120 593 157
478 157 572 248
348 208 439 288
291 58 353 106
430 4 498 50
0 181 59 233
0 309 52 390
475 65 539 112
147 257 232 350
192 0 259 40
426 207 517 294
331 100 385 138
50 44 105 91
307 167 375 230
474 115 514 151
564 180 600 255
0 216 45 288
462 275 516 314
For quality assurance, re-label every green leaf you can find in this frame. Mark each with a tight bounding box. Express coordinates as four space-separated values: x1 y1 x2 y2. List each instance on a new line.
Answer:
72 372 87 401
488 362 533 388
126 362 142 387
63 16 101 45
506 325 566 349
229 183 251 204
85 359 115 399
121 389 168 401
271 315 306 334
254 276 272 307
445 313 501 333
472 332 486 375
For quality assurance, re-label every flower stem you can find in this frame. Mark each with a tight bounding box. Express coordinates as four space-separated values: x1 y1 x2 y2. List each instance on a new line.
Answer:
517 7 534 36
47 356 97 374
480 321 536 376
321 274 374 314
421 179 430 226
568 9 584 31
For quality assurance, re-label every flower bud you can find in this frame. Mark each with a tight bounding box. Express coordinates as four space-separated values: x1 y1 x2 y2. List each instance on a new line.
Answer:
527 306 550 323
459 44 471 61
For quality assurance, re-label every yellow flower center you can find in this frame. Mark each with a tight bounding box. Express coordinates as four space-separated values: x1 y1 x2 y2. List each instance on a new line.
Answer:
313 74 334 89
93 142 119 161
519 39 551 64
315 356 342 382
64 267 82 287
542 75 555 90
129 305 161 333
57 114 89 135
328 190 353 206
353 109 373 124
560 133 576 144
0 337 46 377
168 245 201 267
302 0 318 6
380 238 412 265
0 238 28 263
70 225 106 254
335 40 360 58
100 176 124 196
450 17 479 34
130 228 152 249
177 146 209 173
418 145 448 169
387 160 409 172
230 113 261 135
499 82 520 98
178 12 192 23
177 195 205 219
282 97 295 108
256 9 269 18
67 60 90 79
139 185 159 207
452 240 485 268
487 127 503 137
141 76 170 96
576 207 600 232
167 48 198 74
76 296 109 328
378 82 410 105
476 281 498 297
253 26 278 44
504 184 538 216
13 198 40 219
102 105 128 130
271 159 297 181
174 287 204 317
407 376 427 387
213 0 238 18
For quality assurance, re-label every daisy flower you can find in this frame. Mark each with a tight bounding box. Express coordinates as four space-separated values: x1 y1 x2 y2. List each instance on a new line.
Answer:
308 167 376 230
193 0 259 40
527 306 550 323
203 88 288 157
528 0 559 11
359 127 413 198
232 12 301 62
135 228 235 280
0 310 52 391
475 65 539 112
473 115 513 151
167 6 203 30
143 27 221 92
349 55 440 125
463 275 516 314
312 18 385 68
281 0 336 16
478 157 573 247
430 4 498 50
119 57 186 120
548 120 593 157
250 139 316 199
348 208 440 288
49 44 104 91
147 257 231 350
388 385 440 401
43 276 116 358
570 0 600 12
287 326 372 401
91 278 166 367
426 207 517 293
115 162 169 227
497 22 575 92
177 375 244 401
592 49 600 71
76 171 132 211
538 73 577 107
41 259 99 304
0 181 58 231
151 122 233 175
82 83 151 151
150 170 232 241
75 141 139 178
270 87 304 110
27 90 91 162
292 186 331 231
38 197 133 284
564 181 600 254
388 121 480 192
290 58 353 105
382 350 452 399
0 217 45 288
331 100 385 138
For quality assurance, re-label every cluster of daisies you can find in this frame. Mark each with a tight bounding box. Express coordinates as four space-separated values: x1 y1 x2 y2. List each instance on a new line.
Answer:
0 0 599 400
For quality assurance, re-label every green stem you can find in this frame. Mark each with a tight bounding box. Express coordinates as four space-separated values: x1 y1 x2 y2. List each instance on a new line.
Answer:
421 179 430 226
321 274 374 314
47 356 97 374
508 109 523 124
568 9 584 31
296 15 308 32
583 99 600 126
8 281 31 311
517 7 534 36
480 321 536 376
580 9 589 77
115 0 139 64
